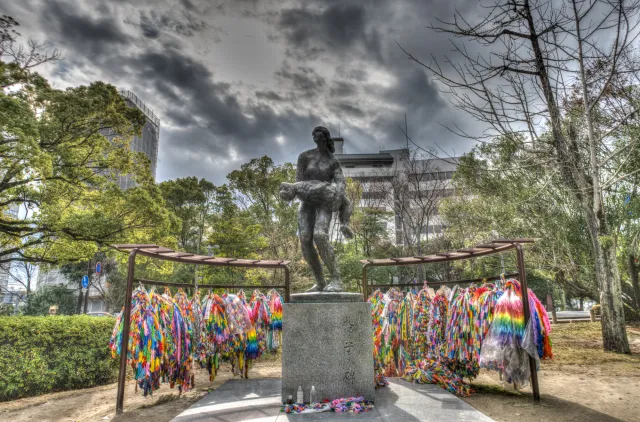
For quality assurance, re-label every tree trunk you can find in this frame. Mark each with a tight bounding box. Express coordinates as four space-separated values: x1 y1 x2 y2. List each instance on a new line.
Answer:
546 293 558 324
593 231 630 353
579 297 584 311
628 253 640 311
417 226 423 282
522 0 628 351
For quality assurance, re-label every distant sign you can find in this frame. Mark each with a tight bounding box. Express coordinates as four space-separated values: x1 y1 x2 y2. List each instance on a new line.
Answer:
95 262 102 274
82 275 89 288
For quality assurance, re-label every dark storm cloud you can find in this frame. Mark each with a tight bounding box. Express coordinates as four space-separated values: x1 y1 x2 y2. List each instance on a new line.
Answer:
255 90 286 101
367 65 452 149
276 3 384 62
139 14 161 39
275 63 326 98
34 0 324 175
329 81 357 98
136 10 210 39
384 67 445 115
334 102 366 118
127 47 330 169
13 0 483 183
134 49 245 137
180 0 197 11
41 1 130 57
345 68 368 82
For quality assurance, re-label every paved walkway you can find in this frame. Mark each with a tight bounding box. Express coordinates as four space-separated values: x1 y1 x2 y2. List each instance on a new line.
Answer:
171 378 493 421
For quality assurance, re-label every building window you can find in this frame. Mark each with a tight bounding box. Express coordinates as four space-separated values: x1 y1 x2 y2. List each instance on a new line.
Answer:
429 225 443 234
345 165 355 168
362 191 387 200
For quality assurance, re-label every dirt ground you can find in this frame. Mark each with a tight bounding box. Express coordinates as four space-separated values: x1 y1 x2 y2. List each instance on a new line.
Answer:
0 357 282 422
464 324 640 422
1 324 639 422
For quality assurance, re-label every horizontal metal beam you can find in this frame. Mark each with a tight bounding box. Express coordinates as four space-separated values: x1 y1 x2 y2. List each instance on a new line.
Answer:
112 244 160 249
136 278 288 290
134 249 289 268
366 272 520 292
137 279 194 288
492 238 537 244
364 243 516 267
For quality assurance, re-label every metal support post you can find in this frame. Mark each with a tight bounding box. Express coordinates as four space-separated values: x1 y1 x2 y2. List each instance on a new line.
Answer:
283 266 290 303
515 243 541 403
362 265 369 299
116 249 138 415
83 258 92 314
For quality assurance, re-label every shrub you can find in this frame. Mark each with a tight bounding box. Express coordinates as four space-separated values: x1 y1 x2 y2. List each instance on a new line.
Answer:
0 315 118 401
23 285 78 316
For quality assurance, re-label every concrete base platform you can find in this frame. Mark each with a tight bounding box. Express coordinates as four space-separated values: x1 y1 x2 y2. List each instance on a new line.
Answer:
171 378 494 422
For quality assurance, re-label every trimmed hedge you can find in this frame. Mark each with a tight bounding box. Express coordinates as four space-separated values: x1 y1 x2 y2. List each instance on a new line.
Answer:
0 315 118 401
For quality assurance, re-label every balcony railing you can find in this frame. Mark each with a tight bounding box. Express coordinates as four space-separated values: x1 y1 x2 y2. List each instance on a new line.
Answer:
119 90 161 129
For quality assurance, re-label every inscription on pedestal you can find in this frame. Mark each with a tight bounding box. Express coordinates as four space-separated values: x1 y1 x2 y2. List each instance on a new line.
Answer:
342 317 356 386
281 302 374 403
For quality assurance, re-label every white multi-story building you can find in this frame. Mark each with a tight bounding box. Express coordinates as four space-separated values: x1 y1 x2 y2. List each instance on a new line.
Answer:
333 138 459 246
36 265 109 313
0 204 30 312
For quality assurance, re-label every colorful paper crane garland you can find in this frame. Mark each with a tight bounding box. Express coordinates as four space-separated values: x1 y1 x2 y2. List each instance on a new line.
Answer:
370 278 552 397
110 286 285 396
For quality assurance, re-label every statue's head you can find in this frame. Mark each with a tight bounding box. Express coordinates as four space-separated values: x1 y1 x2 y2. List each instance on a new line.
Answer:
312 126 335 153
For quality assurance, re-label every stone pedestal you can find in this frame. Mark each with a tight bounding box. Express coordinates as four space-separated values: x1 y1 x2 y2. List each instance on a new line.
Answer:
289 292 364 303
281 294 374 403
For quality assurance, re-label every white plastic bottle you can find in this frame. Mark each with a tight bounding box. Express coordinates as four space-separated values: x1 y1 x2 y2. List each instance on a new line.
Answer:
309 386 318 405
297 385 304 404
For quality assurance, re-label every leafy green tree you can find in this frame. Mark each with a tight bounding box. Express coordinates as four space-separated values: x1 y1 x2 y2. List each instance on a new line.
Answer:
0 21 173 265
343 178 393 257
227 156 298 258
158 177 220 253
227 156 293 222
23 285 77 316
441 136 597 297
0 302 14 316
404 0 640 351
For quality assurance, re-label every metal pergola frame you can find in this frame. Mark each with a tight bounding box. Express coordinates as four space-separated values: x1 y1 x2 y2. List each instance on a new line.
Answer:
360 238 541 403
112 244 291 415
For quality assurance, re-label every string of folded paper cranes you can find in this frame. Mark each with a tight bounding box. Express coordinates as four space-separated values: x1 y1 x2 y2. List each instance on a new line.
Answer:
369 277 552 396
109 286 284 396
281 397 375 414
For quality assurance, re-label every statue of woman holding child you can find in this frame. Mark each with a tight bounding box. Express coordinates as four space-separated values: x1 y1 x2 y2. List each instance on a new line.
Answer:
279 126 353 292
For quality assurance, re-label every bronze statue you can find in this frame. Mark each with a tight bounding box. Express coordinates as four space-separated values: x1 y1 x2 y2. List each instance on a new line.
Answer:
279 126 353 292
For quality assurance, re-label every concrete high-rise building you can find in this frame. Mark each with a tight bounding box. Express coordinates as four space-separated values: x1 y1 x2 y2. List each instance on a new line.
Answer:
115 90 160 189
334 140 460 245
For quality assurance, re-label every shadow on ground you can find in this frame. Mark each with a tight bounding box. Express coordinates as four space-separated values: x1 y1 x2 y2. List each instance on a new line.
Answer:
166 378 493 421
465 388 626 422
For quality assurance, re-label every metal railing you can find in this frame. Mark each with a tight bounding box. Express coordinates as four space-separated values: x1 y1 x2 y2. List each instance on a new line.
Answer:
119 90 160 128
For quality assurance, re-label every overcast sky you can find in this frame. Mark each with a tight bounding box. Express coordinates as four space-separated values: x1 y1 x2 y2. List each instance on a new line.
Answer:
3 0 483 184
